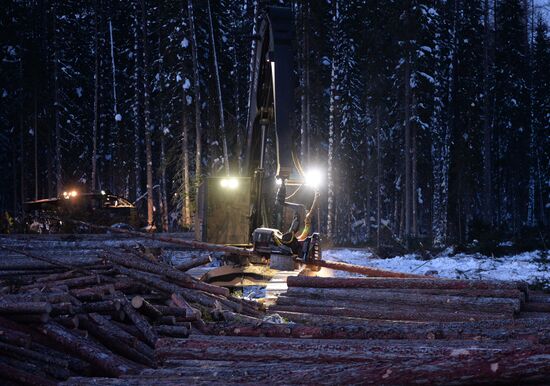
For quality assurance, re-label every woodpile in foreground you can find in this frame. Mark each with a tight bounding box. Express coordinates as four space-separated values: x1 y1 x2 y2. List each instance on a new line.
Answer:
1 234 549 385
0 244 260 384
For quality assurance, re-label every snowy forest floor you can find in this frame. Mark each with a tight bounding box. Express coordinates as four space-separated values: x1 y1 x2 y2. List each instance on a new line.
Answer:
324 247 550 290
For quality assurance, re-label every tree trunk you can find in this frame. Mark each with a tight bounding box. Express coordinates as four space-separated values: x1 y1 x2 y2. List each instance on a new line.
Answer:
159 135 169 232
52 5 62 196
404 52 412 241
181 87 192 229
482 0 493 225
108 19 119 192
187 0 202 232
376 106 381 250
142 0 154 229
91 1 99 192
33 91 39 200
133 0 142 201
207 0 229 175
327 0 339 243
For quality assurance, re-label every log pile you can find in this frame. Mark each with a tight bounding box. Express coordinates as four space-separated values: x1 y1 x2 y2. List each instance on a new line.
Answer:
267 275 536 323
1 234 549 385
63 335 550 385
0 244 260 384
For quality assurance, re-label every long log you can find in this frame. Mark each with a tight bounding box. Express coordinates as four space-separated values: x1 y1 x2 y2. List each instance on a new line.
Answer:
80 299 122 313
8 313 51 324
285 286 524 304
0 325 32 347
268 304 510 322
287 276 526 292
0 360 57 386
105 251 229 297
154 325 190 338
1 292 73 304
0 245 99 273
154 306 199 322
154 335 535 364
120 297 159 347
35 270 82 283
71 220 260 258
70 345 550 385
170 294 201 319
530 292 550 303
112 265 239 313
21 275 105 291
311 259 429 278
0 301 52 314
204 318 550 343
38 322 137 377
277 291 520 314
50 302 75 316
156 316 176 325
524 302 550 313
87 313 154 359
174 255 212 272
77 315 152 366
0 341 70 368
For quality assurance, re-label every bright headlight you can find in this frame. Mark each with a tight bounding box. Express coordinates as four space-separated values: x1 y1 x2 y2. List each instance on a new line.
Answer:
304 168 324 190
220 178 239 189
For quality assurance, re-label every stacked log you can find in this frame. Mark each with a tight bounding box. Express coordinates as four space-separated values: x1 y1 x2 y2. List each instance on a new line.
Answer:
65 341 550 385
267 276 530 323
0 243 259 383
2 235 549 385
62 336 547 385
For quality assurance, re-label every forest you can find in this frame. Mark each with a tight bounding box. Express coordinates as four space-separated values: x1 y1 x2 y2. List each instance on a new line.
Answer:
1 0 549 251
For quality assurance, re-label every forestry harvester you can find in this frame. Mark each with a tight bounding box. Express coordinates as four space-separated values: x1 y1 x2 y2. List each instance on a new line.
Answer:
196 6 322 287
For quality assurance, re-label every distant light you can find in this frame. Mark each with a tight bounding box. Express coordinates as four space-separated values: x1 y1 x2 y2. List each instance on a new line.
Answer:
304 168 324 190
101 190 106 195
220 178 239 189
63 191 69 199
70 190 78 197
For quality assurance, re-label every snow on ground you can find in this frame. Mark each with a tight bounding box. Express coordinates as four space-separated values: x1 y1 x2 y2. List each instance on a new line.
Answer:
324 248 550 288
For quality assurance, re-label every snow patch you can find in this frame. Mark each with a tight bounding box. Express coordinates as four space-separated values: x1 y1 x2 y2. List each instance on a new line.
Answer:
115 114 122 122
324 248 550 288
181 38 189 48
